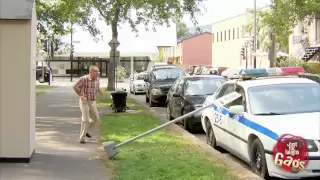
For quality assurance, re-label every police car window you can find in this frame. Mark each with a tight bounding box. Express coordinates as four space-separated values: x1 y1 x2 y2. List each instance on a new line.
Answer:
248 83 320 115
215 84 235 99
226 86 246 110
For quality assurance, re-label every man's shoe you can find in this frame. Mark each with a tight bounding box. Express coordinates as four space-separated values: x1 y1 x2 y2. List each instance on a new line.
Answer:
86 133 92 138
80 139 86 144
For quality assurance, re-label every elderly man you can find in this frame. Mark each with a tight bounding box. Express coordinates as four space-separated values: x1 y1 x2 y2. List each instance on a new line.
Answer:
72 65 104 144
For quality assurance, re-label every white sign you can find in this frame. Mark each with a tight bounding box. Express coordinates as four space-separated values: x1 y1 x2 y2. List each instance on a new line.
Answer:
215 91 242 106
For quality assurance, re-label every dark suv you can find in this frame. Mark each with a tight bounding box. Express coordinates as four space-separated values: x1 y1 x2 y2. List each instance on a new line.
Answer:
144 65 187 107
36 66 50 83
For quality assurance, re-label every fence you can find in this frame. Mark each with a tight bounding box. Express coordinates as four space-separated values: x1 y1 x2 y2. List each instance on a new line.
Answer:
45 56 151 79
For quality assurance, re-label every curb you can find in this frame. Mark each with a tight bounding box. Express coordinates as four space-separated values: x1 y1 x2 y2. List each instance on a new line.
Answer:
130 94 262 180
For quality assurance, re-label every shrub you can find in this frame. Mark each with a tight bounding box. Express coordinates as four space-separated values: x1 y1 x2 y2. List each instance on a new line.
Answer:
276 57 320 74
299 73 320 83
116 65 127 79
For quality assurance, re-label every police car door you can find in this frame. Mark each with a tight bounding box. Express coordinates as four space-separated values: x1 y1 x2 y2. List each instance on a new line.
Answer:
211 83 237 148
225 85 250 161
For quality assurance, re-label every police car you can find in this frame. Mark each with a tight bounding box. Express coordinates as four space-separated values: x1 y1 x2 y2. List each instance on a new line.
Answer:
200 67 320 179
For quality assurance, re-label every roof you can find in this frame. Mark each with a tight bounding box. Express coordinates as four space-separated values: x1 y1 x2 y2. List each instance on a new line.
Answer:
177 32 212 43
188 25 212 34
227 77 317 89
181 75 225 79
212 5 270 25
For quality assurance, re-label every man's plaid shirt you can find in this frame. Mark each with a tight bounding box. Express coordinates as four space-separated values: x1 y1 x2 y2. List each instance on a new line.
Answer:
74 75 100 101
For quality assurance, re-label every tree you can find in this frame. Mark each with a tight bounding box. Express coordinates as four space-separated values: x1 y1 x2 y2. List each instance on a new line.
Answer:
245 8 290 52
247 0 320 53
195 26 203 34
36 0 101 58
177 21 190 39
87 0 205 90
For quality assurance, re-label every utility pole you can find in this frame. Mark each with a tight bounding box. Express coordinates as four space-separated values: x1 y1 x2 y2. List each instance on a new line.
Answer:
70 23 74 82
253 0 257 68
268 0 277 67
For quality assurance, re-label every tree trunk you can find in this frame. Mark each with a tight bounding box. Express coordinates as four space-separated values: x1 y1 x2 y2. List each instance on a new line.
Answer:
106 20 119 91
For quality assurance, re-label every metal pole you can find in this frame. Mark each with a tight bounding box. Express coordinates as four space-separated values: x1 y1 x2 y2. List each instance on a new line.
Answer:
245 45 248 68
115 101 216 148
70 23 73 82
253 0 257 68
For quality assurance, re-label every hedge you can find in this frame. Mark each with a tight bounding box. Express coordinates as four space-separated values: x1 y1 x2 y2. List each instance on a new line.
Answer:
299 73 320 83
301 63 320 74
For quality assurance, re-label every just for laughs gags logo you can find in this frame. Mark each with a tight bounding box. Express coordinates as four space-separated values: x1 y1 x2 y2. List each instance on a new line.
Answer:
273 134 309 173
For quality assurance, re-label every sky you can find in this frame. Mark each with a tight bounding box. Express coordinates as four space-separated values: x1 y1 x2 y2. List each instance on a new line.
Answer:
62 0 272 55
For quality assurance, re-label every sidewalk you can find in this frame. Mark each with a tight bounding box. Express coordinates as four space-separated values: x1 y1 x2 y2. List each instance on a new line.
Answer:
0 87 112 180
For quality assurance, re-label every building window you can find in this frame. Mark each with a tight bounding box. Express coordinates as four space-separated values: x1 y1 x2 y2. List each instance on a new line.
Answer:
237 27 239 39
220 31 222 41
224 30 226 41
233 28 235 39
228 29 230 40
217 32 219 42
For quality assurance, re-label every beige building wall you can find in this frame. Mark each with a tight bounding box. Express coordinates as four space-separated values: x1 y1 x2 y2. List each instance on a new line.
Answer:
212 14 250 68
0 4 36 160
212 10 271 68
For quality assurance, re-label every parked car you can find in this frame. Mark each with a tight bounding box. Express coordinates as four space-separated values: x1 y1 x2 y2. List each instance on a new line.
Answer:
145 65 187 107
221 68 242 78
166 75 227 132
36 66 50 83
129 72 147 94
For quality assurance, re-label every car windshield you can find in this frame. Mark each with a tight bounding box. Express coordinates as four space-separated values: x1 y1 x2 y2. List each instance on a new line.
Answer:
134 73 146 80
184 78 227 96
153 68 185 81
248 83 320 115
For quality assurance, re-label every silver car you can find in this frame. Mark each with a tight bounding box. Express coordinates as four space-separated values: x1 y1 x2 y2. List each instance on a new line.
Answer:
129 72 147 94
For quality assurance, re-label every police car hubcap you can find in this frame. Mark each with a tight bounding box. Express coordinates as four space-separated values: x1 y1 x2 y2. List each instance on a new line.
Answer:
255 149 262 170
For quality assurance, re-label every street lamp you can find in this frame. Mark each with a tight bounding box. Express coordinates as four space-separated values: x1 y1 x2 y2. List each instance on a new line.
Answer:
108 38 120 90
244 41 250 68
253 0 257 68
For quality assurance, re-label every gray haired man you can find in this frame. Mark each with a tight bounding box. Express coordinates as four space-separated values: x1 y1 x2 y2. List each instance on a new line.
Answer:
72 65 104 144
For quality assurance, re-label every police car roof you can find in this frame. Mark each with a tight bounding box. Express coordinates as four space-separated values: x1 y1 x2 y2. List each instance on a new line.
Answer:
229 77 317 89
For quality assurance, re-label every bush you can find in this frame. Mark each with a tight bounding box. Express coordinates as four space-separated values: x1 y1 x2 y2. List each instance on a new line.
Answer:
276 57 320 74
299 73 320 83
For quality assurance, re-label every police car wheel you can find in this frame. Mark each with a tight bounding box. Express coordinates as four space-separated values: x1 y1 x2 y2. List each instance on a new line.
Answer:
206 122 217 148
250 138 269 179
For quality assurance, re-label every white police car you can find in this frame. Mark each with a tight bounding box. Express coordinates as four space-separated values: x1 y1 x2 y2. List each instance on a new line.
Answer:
201 67 320 179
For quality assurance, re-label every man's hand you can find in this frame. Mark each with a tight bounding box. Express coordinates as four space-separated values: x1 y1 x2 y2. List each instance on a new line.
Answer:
80 96 87 101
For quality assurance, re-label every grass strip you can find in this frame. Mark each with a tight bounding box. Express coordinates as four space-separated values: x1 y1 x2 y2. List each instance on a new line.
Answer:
36 85 57 89
99 92 236 180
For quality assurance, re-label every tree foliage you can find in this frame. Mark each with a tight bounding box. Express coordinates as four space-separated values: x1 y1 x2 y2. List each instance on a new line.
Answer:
177 21 190 39
246 0 320 52
88 0 205 39
86 0 205 90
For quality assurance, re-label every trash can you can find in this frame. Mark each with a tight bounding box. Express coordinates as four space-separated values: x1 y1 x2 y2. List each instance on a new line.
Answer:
110 91 128 112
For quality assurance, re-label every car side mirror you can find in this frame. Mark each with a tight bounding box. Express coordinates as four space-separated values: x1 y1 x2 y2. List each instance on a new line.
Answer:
173 93 181 97
229 105 244 115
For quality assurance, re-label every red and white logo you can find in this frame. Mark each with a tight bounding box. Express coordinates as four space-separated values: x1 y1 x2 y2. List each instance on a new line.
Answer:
273 134 309 173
